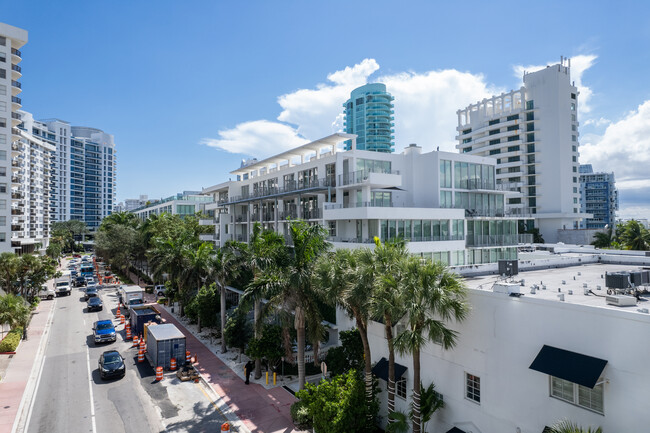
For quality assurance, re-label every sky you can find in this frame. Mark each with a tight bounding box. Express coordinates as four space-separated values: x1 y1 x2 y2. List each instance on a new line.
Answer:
5 1 650 218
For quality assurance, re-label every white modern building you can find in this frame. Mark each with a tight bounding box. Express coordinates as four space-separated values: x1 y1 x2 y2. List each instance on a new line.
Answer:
457 58 590 243
123 195 149 212
202 133 520 266
131 191 213 221
342 262 650 432
11 112 55 254
28 117 116 231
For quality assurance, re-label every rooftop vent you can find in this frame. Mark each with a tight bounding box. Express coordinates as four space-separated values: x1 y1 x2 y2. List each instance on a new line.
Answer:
605 295 636 307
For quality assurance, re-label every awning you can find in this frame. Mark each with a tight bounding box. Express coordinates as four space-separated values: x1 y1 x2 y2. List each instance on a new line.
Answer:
529 345 607 388
446 428 466 433
372 357 407 382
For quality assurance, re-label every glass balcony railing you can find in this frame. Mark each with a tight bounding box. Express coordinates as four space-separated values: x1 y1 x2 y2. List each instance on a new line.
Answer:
11 48 21 57
11 64 21 73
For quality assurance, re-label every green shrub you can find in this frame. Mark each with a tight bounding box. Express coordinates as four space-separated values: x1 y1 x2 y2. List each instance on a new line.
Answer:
0 327 23 352
290 400 312 429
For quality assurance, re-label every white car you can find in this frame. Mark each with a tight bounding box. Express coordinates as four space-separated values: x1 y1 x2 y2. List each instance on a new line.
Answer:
154 285 166 296
38 285 55 300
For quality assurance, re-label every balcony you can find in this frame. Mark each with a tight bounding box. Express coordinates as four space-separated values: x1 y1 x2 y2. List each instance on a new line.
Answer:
224 176 336 205
199 234 217 242
11 48 21 60
457 179 497 191
465 207 533 218
11 96 21 107
338 170 401 188
465 234 519 247
302 209 321 219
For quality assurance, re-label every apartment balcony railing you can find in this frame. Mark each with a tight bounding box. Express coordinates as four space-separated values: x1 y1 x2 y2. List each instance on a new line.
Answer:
11 209 23 215
518 233 535 244
324 200 394 210
11 193 23 200
251 213 260 221
495 182 522 192
222 176 336 205
11 64 21 73
464 207 533 218
11 48 21 58
11 80 21 89
279 210 298 219
11 112 21 120
11 96 21 105
338 169 400 186
465 234 519 247
11 176 21 183
302 209 321 219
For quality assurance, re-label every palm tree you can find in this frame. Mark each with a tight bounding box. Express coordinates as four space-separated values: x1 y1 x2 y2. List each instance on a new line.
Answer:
0 294 31 339
250 220 329 389
148 235 193 314
241 223 287 379
550 419 603 433
620 220 650 251
315 247 375 411
182 242 215 332
0 253 18 293
209 242 240 353
394 258 469 433
592 225 615 249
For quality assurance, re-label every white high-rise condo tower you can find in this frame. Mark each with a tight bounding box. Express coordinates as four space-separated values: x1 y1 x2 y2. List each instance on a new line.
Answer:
456 58 589 243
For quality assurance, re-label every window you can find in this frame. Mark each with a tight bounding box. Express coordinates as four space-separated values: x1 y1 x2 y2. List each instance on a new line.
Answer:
507 114 519 121
508 135 520 142
507 145 519 152
489 149 500 155
572 145 577 152
465 373 480 404
527 133 535 143
0 134 4 145
573 166 577 172
0 183 5 193
572 156 577 162
462 137 472 144
396 377 407 399
507 124 519 131
0 85 5 95
571 93 576 99
0 199 5 210
0 216 5 226
489 129 500 136
0 232 5 242
571 103 576 111
488 119 500 126
526 112 534 121
0 118 5 128
526 100 534 110
572 135 577 142
0 69 5 79
462 128 472 135
489 139 500 145
527 144 535 153
550 376 604 414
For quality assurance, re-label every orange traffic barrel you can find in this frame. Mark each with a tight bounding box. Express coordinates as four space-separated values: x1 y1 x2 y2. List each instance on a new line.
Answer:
116 306 120 317
132 335 139 348
125 324 132 340
170 357 177 371
156 366 163 381
138 349 144 363
120 315 125 325
139 338 146 352
221 422 230 432
186 351 191 364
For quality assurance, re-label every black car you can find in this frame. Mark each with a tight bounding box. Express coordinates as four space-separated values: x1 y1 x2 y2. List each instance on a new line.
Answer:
74 276 86 287
84 287 98 301
98 350 125 380
87 296 103 312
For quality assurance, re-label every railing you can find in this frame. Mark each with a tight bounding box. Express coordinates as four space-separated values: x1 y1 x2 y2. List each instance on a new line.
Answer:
338 169 400 186
302 209 321 219
11 64 21 73
279 210 297 219
11 112 21 120
11 80 21 89
518 233 534 244
11 96 21 104
11 48 21 57
465 207 533 218
457 179 496 190
465 234 519 247
324 200 393 210
11 177 20 183
223 176 335 204
495 182 522 192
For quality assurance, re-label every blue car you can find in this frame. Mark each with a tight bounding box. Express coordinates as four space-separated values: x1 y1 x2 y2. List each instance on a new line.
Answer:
93 320 116 344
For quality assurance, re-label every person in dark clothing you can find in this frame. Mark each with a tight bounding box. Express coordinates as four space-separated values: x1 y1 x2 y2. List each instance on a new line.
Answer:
245 360 254 384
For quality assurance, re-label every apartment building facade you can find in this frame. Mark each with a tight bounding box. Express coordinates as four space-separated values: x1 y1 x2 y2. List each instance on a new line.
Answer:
131 191 213 221
203 133 519 266
579 164 618 229
343 83 395 153
456 59 589 243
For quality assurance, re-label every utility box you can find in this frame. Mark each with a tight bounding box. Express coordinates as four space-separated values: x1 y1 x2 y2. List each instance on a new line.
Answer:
129 305 161 336
146 324 186 369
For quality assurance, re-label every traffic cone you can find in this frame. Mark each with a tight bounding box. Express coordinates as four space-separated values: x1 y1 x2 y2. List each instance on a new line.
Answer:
133 334 139 348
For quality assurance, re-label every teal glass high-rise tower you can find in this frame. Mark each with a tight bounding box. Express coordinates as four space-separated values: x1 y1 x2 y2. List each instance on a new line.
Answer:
343 83 394 152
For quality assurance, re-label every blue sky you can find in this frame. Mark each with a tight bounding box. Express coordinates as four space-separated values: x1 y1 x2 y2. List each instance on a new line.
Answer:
6 1 650 218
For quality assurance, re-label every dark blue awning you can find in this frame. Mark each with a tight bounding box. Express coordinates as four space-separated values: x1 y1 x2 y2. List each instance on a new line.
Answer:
529 345 607 389
372 357 407 382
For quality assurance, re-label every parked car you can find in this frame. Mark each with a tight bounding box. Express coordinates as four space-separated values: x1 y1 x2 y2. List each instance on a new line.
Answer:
84 287 98 301
87 297 103 312
154 285 166 297
98 350 125 380
93 320 116 344
38 285 55 300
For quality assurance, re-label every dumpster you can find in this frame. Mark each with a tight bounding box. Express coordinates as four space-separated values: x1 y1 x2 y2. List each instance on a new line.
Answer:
129 305 161 336
146 323 186 369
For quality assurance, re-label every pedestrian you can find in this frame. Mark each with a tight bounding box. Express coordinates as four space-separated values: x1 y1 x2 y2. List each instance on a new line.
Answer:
245 360 254 385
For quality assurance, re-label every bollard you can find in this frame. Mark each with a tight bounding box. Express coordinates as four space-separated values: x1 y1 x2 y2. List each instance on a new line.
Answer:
170 357 177 371
132 334 139 348
186 350 191 364
221 422 230 432
266 371 269 385
156 366 163 381
138 349 144 363
273 372 276 385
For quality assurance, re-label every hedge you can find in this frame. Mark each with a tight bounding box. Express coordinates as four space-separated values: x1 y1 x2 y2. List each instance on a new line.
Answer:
0 327 23 352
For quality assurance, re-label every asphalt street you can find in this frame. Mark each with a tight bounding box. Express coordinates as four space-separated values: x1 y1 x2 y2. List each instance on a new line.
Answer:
25 285 167 433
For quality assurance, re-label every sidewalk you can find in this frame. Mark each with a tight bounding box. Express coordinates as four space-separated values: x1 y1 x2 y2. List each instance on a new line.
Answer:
155 307 300 433
0 299 54 433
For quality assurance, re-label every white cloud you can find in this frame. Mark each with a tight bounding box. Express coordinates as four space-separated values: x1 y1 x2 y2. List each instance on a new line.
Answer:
580 100 650 188
513 54 597 116
202 58 500 156
200 120 308 157
583 117 611 127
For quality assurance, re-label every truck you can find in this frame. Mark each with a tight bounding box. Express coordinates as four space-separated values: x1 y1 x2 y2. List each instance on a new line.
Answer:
80 264 94 278
119 285 145 316
38 285 55 300
55 271 72 297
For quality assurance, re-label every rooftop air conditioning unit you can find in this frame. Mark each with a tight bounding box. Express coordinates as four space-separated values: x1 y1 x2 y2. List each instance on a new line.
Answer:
606 295 637 307
493 283 520 295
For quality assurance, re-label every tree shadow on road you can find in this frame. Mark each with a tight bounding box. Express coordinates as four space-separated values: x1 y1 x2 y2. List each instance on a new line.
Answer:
161 400 237 433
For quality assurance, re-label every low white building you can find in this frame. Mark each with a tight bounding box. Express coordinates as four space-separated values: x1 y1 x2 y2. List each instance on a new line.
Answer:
342 262 650 432
131 191 213 221
203 133 520 266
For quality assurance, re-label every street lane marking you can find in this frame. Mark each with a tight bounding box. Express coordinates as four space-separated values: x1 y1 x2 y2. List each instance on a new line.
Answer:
15 298 57 433
85 345 97 433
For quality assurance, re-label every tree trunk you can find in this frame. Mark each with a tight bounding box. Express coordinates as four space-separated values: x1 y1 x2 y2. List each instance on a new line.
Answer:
295 306 306 390
385 317 396 418
220 282 227 353
356 317 373 421
282 326 294 363
254 299 262 379
312 338 320 368
412 345 421 433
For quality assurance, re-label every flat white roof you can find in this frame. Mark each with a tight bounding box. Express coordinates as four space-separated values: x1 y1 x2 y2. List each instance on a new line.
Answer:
230 133 356 176
465 263 650 315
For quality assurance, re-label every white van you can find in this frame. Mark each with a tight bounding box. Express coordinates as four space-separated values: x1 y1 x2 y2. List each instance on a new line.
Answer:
38 285 55 300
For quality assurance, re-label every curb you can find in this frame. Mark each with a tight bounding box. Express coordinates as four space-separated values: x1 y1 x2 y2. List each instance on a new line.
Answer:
198 373 251 433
